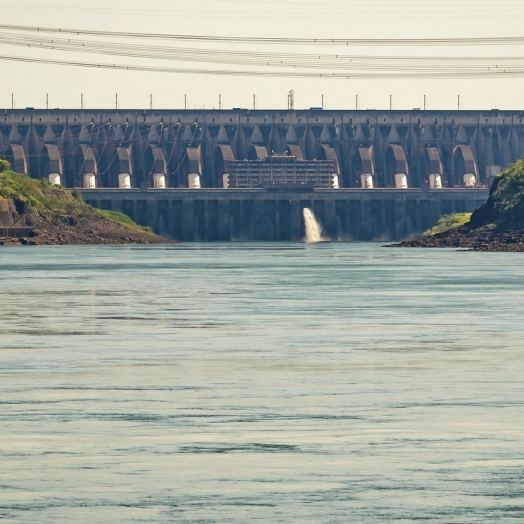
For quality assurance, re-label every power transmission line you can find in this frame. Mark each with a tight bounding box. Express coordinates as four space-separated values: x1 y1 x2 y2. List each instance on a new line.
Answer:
1 24 524 47
1 54 522 79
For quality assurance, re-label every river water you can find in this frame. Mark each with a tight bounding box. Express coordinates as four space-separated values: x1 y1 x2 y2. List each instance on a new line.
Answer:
1 243 523 523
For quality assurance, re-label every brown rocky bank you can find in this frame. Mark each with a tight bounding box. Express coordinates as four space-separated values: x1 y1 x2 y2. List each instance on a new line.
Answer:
390 225 524 252
0 198 174 246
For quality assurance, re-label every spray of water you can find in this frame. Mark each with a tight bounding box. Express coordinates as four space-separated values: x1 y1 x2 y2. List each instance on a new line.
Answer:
303 208 325 242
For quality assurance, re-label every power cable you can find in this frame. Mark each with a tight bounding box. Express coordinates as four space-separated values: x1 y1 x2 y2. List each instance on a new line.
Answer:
1 32 524 70
1 53 523 79
1 24 524 47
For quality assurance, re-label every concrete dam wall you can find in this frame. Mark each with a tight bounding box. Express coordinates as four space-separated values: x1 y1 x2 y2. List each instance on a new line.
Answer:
80 188 488 242
1 108 522 190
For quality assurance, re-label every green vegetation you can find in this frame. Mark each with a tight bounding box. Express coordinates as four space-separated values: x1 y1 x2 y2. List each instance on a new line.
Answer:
71 189 83 202
0 164 80 212
95 209 153 233
0 159 10 173
424 213 472 236
470 156 524 231
0 163 153 234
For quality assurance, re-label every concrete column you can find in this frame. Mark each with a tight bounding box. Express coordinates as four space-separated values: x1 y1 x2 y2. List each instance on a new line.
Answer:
384 199 396 240
149 199 159 232
182 199 195 241
207 199 219 241
203 200 209 241
237 200 245 239
229 200 242 240
360 199 373 240
122 200 135 222
419 199 438 233
171 200 184 241
264 200 276 241
278 200 291 241
395 198 407 240
194 200 206 241
112 199 123 213
243 200 254 240
289 198 302 241
324 198 337 240
218 199 230 241
274 202 281 241
253 199 266 240
408 200 422 234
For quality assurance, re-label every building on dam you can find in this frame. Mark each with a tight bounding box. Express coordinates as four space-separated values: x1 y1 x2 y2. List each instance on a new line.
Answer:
2 107 521 240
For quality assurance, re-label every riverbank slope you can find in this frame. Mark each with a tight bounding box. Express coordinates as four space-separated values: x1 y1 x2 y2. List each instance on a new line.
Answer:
0 162 174 246
391 158 524 252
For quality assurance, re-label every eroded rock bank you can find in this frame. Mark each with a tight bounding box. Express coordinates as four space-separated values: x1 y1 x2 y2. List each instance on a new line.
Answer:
0 197 174 246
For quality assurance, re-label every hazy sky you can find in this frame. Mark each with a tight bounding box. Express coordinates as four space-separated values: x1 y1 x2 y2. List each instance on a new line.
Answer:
1 0 524 111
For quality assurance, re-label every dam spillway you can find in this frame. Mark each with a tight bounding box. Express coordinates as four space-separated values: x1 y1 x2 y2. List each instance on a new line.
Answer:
1 107 516 239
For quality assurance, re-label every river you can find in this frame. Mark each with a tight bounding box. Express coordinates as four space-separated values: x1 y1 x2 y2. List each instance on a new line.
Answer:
1 243 523 522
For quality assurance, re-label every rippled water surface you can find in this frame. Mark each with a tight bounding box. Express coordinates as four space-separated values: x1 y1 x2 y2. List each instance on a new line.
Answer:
1 243 524 523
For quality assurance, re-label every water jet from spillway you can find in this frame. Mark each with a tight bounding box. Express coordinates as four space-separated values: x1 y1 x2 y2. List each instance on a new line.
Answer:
303 208 325 242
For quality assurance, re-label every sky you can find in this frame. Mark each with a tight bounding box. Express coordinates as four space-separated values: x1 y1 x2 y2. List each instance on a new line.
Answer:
1 0 524 111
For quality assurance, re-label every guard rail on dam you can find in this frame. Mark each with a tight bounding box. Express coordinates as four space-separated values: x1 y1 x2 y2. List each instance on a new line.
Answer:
79 188 489 242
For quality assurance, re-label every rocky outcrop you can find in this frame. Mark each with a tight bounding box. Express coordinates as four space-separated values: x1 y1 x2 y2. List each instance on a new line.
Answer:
0 197 174 246
0 199 38 244
0 199 17 227
390 157 524 252
391 225 524 251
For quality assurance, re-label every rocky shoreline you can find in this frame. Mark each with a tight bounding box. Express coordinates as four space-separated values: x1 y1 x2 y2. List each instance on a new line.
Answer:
0 219 174 246
0 197 174 246
389 226 524 252
0 221 174 246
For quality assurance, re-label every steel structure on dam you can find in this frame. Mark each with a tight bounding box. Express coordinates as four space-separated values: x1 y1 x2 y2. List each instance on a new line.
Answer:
2 107 520 239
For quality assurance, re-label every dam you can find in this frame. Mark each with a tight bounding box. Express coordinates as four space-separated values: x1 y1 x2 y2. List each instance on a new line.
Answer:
78 187 487 242
2 107 519 239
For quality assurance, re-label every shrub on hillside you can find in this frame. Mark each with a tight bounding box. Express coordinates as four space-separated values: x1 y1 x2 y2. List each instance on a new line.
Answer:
0 159 11 173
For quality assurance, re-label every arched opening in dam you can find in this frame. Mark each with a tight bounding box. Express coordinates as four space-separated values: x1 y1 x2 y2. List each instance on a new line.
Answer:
144 145 167 189
385 145 409 188
75 145 98 189
214 145 235 189
40 144 63 186
453 145 478 187
5 144 28 176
